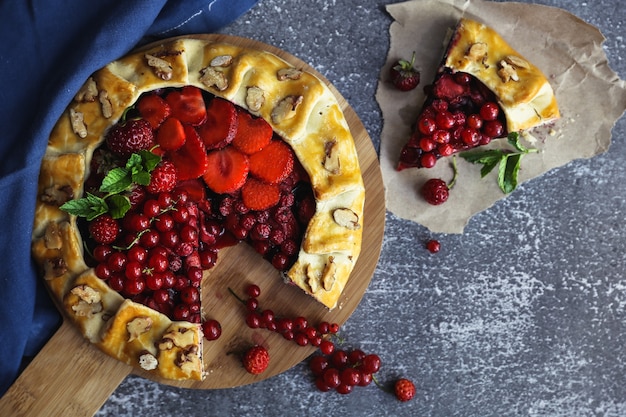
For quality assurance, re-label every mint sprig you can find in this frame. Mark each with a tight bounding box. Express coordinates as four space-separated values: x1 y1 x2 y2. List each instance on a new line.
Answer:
459 132 537 194
60 150 160 220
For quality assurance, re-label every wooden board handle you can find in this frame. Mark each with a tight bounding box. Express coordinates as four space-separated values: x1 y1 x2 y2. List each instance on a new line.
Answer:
0 321 131 417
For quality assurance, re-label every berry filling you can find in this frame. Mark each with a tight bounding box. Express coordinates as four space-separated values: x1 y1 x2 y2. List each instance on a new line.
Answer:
397 69 508 170
76 86 314 324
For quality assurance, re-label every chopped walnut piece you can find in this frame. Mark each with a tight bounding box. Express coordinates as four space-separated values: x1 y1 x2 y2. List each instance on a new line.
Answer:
43 257 67 280
210 55 233 67
145 53 173 81
44 222 62 250
70 285 103 317
332 208 361 230
467 42 489 66
69 108 87 138
71 285 101 304
41 185 74 206
322 257 337 291
199 66 228 91
277 68 303 81
498 60 519 82
74 77 98 102
127 316 153 342
176 346 200 374
158 327 196 350
271 95 303 124
98 90 113 119
245 86 265 112
138 351 158 371
306 265 321 293
323 139 341 175
504 55 530 69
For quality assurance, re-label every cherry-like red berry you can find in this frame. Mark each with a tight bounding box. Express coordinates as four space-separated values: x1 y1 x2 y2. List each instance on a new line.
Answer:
420 178 449 205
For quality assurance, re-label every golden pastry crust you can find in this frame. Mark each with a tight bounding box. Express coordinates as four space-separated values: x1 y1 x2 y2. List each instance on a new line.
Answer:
445 18 560 132
31 37 364 380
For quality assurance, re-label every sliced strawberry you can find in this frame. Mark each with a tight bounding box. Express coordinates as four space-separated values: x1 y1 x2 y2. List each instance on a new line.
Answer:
249 140 294 184
156 117 186 152
196 97 237 150
231 109 273 155
432 73 468 101
174 179 206 202
202 147 249 194
169 125 209 180
165 86 207 125
137 94 171 129
241 178 281 211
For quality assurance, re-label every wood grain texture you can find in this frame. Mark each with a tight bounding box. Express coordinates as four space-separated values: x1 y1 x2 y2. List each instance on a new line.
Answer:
0 34 385 415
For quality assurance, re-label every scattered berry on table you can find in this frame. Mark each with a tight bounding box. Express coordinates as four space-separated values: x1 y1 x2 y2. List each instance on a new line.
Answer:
390 52 420 91
421 178 449 205
242 345 270 375
394 378 416 402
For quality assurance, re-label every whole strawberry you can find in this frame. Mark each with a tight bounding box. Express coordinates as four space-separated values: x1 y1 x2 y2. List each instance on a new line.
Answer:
88 214 119 244
106 118 155 157
390 53 420 91
394 378 416 402
242 345 270 375
147 160 178 194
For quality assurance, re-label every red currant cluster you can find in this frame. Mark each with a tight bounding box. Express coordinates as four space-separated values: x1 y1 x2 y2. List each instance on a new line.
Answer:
398 70 507 170
310 347 381 395
91 189 206 323
234 284 414 401
239 284 339 348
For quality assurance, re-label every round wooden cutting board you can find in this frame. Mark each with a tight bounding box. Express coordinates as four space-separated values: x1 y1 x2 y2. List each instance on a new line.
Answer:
0 34 385 416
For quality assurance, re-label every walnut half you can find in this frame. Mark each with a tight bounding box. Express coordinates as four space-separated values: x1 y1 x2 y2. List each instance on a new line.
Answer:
145 53 173 81
127 316 153 342
332 208 361 230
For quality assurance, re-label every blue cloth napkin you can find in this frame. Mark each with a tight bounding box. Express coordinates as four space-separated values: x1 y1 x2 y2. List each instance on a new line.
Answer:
0 0 258 395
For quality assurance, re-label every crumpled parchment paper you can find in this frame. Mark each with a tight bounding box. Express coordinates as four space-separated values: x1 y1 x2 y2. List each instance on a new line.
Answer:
376 0 626 233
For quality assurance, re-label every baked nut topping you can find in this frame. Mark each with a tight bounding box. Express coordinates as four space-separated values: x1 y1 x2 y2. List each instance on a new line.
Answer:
504 55 530 69
69 108 87 138
74 77 98 102
199 66 228 91
40 185 74 206
127 316 153 342
277 67 303 81
98 90 113 118
271 95 303 124
245 86 265 112
70 285 103 317
209 55 233 67
467 42 488 66
145 53 173 80
43 257 67 280
138 351 158 371
321 257 338 291
498 60 519 82
43 222 63 250
323 139 341 174
332 208 361 230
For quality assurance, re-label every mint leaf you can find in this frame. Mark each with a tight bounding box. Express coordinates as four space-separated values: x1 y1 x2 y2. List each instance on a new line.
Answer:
498 153 522 194
131 170 151 186
139 150 161 172
480 156 502 177
460 149 502 164
100 167 131 193
106 194 131 219
59 193 108 221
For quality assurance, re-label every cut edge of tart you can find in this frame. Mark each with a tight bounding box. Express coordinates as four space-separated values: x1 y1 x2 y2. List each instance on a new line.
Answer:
397 17 560 170
31 37 365 381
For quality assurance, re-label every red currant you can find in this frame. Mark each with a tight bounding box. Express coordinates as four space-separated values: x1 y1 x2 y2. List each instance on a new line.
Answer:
480 102 499 121
202 319 222 341
426 239 441 253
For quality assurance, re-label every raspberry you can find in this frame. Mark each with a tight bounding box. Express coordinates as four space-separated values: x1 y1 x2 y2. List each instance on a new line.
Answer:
420 178 449 205
88 214 120 244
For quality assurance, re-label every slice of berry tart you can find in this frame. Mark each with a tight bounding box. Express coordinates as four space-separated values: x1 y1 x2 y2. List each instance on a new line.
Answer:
31 38 365 381
397 18 560 170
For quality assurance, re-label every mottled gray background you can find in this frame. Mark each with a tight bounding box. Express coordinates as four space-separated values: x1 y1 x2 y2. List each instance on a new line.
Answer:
96 1 626 416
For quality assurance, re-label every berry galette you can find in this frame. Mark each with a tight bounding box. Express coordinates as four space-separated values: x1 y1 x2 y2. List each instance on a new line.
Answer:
397 18 560 170
31 38 364 381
